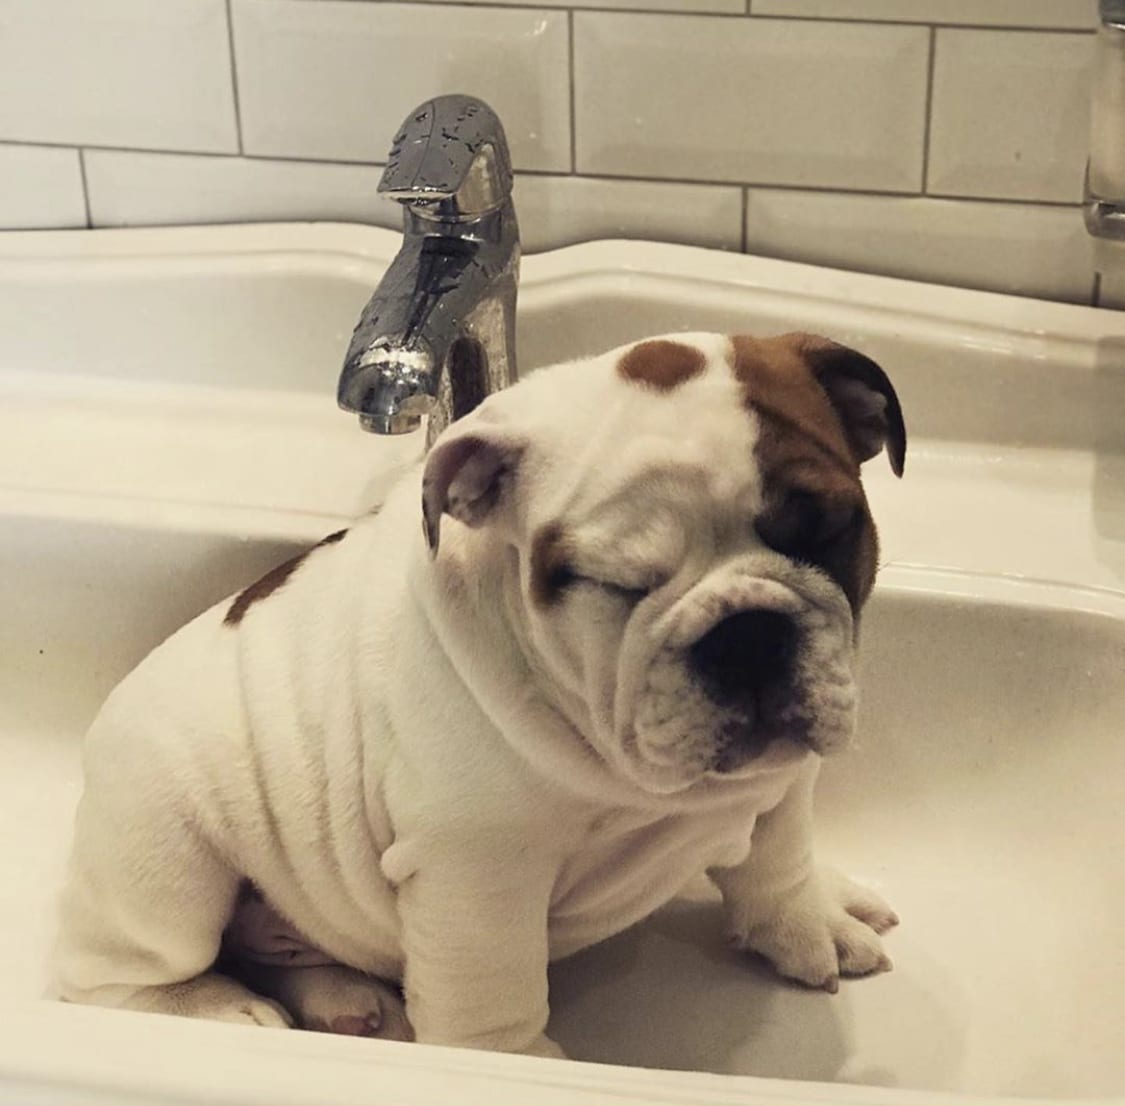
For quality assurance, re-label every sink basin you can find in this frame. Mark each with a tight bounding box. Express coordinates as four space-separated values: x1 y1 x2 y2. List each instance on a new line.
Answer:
1 223 1124 1106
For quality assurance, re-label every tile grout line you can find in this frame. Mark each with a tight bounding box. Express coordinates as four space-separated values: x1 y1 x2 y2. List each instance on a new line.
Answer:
77 148 93 229
225 0 245 156
743 15 1091 31
921 25 937 194
740 186 749 253
336 2 1094 31
0 139 1088 210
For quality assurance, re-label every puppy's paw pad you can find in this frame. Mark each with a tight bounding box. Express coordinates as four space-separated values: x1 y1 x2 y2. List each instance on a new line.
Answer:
283 966 414 1042
328 1013 380 1037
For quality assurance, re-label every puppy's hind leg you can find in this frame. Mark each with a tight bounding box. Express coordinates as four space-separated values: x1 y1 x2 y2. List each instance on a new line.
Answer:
53 785 291 1029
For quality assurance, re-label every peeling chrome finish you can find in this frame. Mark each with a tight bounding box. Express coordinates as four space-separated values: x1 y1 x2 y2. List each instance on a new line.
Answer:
337 96 520 446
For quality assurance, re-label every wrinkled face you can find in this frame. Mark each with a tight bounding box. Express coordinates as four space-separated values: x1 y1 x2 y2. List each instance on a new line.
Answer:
423 331 906 795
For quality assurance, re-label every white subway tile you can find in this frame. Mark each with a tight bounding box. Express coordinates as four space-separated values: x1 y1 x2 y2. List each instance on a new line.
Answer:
0 144 87 229
0 0 237 153
752 0 1096 29
82 150 397 228
928 30 1092 204
514 175 743 253
404 0 743 9
232 1 570 172
574 14 928 191
744 188 1094 302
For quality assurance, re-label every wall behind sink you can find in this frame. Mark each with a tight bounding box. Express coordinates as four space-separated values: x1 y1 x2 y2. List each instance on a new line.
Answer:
0 0 1101 304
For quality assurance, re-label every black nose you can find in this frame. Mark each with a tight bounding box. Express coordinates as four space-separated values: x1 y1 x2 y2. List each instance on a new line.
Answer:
690 610 797 704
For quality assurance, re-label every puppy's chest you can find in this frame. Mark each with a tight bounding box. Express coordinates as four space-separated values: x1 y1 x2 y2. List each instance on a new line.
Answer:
545 804 755 960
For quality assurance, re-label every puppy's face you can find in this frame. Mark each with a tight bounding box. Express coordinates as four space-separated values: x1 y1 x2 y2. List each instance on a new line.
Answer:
423 332 906 795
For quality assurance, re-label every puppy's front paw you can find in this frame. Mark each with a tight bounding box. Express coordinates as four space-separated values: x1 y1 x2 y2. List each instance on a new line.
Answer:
726 869 897 993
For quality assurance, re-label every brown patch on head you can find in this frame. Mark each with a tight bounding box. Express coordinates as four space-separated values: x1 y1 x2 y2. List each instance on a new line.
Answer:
224 528 348 626
796 335 906 477
618 339 706 392
731 335 879 612
529 522 576 608
731 335 858 476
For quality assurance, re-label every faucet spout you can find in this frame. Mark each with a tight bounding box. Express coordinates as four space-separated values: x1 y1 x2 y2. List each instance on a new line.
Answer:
338 96 520 445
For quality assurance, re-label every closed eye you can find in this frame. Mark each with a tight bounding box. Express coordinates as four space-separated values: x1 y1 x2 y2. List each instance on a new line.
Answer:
547 563 652 604
599 579 651 604
756 491 860 560
544 562 579 593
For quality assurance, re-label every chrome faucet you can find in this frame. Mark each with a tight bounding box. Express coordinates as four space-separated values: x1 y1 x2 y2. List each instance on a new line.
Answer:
337 96 520 446
1085 0 1125 240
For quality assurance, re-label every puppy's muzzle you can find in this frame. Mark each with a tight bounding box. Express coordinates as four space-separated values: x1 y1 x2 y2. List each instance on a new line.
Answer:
690 609 798 706
689 608 802 765
628 560 856 786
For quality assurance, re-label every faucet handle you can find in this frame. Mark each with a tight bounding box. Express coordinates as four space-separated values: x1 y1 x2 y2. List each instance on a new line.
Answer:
378 95 514 216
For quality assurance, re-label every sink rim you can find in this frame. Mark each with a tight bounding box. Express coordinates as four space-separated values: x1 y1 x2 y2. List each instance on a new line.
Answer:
0 996 1028 1106
3 220 1124 344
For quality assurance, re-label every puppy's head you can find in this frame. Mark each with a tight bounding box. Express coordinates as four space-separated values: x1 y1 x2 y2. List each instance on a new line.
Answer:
421 332 905 794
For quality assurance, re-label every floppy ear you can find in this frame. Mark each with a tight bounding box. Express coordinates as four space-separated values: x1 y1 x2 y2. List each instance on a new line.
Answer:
421 425 528 556
802 339 907 477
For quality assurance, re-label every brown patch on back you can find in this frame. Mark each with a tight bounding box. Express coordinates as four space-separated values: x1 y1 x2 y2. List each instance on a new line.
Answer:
224 528 348 626
529 522 575 608
731 335 879 612
618 339 706 392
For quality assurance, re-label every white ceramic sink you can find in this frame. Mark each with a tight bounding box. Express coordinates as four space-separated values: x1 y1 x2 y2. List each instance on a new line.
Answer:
1 224 1124 1106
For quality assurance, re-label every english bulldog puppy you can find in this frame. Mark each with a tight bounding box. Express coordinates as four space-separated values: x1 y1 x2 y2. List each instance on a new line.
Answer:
54 331 906 1058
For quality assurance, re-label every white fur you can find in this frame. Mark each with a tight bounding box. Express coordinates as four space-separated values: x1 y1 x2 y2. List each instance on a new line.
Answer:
54 333 895 1055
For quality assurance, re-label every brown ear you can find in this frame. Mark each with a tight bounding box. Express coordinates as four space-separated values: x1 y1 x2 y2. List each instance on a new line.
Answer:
801 339 907 477
421 427 527 556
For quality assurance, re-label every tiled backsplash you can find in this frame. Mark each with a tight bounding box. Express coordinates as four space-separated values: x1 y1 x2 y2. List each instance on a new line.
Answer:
0 0 1103 304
